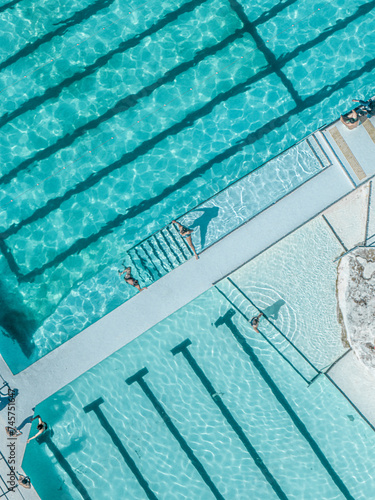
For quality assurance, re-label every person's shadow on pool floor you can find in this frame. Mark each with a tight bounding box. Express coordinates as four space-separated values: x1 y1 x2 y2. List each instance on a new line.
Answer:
186 207 220 250
263 299 285 320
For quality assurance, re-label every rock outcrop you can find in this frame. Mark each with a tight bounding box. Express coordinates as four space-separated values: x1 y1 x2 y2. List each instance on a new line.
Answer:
337 247 375 369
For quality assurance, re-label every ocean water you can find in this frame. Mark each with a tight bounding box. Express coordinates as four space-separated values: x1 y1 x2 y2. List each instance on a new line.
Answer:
1 0 375 370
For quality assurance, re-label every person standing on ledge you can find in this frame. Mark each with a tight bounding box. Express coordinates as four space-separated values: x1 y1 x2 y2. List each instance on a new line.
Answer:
172 220 199 260
118 266 147 291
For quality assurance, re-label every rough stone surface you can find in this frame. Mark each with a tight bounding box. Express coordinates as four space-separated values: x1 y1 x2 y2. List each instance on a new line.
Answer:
337 247 375 369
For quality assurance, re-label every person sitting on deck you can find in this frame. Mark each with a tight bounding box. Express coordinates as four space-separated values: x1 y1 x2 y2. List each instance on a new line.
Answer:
340 109 359 129
172 220 199 260
5 426 22 437
352 98 374 118
27 415 48 443
118 266 147 292
18 474 31 489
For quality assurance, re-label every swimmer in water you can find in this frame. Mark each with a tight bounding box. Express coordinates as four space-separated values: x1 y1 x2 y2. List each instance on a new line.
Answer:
249 312 263 333
27 415 48 443
118 266 147 291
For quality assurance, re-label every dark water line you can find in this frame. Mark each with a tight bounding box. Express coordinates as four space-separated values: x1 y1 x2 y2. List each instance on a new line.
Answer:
3 0 372 239
126 368 225 500
83 397 158 500
214 285 311 384
228 0 302 105
278 0 375 67
0 0 23 14
215 309 355 500
171 339 289 500
0 0 117 73
0 0 213 132
227 277 320 375
253 0 300 27
14 54 375 282
42 434 92 500
0 238 22 279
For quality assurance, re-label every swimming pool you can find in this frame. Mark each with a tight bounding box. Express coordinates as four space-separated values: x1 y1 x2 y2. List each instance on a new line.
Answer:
22 218 375 499
0 134 329 373
1 0 375 370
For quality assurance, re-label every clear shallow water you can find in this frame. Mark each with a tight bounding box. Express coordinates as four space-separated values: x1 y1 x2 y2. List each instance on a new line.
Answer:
23 273 375 499
1 0 375 370
218 217 346 370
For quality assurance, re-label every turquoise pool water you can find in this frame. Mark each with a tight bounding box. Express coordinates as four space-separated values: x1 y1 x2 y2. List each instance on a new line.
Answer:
1 0 375 370
221 216 347 371
0 136 328 373
22 218 375 498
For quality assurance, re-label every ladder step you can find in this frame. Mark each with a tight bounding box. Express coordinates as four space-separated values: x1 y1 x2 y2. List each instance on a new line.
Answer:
166 225 190 259
139 244 162 280
154 233 176 270
148 237 172 273
122 221 196 288
139 242 165 278
128 248 156 282
160 229 185 266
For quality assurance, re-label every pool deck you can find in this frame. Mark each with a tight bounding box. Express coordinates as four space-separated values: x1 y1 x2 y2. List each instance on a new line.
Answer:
2 116 375 499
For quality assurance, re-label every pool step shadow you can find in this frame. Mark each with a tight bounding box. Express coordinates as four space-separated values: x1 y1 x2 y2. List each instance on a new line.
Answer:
126 223 193 284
